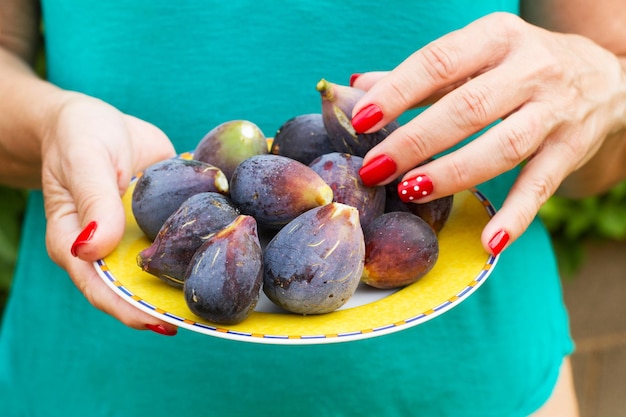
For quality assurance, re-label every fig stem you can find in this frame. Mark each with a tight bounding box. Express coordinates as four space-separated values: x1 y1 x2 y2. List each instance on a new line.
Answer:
316 79 334 101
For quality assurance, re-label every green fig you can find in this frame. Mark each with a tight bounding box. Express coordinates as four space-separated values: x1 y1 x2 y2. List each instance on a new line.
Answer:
184 215 263 325
194 120 268 181
316 79 399 157
229 154 333 229
263 203 365 315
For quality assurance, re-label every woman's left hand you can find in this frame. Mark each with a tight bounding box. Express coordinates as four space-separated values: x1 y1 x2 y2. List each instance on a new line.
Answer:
351 12 626 255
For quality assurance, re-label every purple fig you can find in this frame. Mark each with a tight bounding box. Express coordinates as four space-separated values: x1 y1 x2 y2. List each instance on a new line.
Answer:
184 215 263 325
137 192 240 288
263 203 364 315
131 158 229 241
270 113 336 165
229 154 333 229
309 152 385 229
316 79 399 157
362 211 439 289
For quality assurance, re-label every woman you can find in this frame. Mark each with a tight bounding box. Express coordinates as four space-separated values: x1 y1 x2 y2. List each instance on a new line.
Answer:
1 0 625 415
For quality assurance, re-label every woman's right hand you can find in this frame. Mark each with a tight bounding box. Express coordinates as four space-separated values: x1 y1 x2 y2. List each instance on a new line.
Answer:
40 92 179 335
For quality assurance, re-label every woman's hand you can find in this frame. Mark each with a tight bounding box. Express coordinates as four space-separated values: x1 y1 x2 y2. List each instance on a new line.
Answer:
351 12 626 255
40 92 179 335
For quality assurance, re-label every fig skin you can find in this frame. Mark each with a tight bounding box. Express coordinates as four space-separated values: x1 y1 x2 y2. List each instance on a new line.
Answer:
132 158 229 241
309 152 385 229
263 203 365 315
183 215 263 325
270 113 336 165
316 79 399 157
229 154 333 230
362 211 439 289
194 120 268 181
137 192 240 288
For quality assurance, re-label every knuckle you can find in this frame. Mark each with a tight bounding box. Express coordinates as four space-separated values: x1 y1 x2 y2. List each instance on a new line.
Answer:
386 74 417 109
420 41 460 83
536 54 565 82
452 86 492 128
447 157 471 187
497 124 534 166
398 126 431 163
523 175 558 214
485 12 525 41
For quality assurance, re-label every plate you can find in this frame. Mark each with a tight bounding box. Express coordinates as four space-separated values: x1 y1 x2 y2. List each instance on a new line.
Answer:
95 161 498 345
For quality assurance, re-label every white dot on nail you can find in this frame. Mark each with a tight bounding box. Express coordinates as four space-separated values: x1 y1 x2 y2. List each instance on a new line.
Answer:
402 181 409 186
401 190 407 195
417 176 423 182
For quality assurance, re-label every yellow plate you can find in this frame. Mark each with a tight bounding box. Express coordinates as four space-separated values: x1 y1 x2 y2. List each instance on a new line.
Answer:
95 159 498 345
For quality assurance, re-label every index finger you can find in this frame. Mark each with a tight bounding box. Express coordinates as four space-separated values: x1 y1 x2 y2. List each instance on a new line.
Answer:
351 12 517 133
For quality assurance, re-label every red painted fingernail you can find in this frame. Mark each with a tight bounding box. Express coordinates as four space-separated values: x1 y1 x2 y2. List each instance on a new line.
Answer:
488 229 509 256
397 174 434 202
351 103 383 133
359 154 397 187
349 73 362 87
70 221 98 257
145 323 178 336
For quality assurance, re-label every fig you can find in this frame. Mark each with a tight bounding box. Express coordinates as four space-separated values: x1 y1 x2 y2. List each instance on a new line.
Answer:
270 113 336 165
309 152 385 229
263 203 365 315
132 158 229 241
183 215 263 325
136 192 240 288
362 211 439 289
316 79 400 157
229 154 333 230
194 120 268 181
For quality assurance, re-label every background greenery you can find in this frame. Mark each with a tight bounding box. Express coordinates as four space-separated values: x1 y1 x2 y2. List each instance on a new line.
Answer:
539 179 626 277
0 179 625 320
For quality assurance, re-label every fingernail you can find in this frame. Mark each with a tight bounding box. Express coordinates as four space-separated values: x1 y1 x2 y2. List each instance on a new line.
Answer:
488 229 509 256
397 174 434 202
349 73 361 87
145 323 178 336
70 221 98 257
359 154 397 187
351 103 383 133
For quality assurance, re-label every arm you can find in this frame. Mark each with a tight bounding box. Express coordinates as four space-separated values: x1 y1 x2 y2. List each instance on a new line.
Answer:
0 0 178 334
521 0 626 198
0 0 58 188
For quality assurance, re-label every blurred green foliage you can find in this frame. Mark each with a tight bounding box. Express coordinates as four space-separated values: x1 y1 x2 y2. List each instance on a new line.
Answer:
539 179 626 277
0 187 28 320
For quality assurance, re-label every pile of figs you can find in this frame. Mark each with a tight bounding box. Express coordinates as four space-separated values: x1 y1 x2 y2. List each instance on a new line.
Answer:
132 79 452 325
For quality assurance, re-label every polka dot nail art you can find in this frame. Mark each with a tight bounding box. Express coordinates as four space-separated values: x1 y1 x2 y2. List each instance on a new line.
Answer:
397 174 434 203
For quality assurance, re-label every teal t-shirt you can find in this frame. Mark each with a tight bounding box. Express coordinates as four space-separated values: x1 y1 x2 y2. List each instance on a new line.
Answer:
0 1 574 416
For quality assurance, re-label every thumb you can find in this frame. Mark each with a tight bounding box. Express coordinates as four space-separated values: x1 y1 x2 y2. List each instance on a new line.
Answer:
45 151 128 263
63 116 176 261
